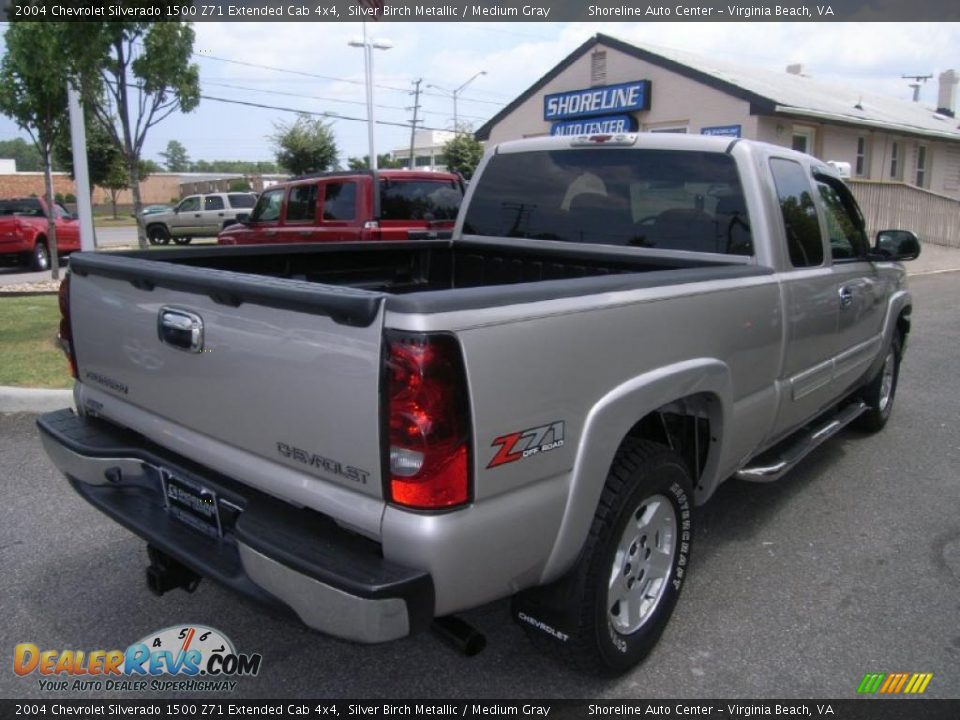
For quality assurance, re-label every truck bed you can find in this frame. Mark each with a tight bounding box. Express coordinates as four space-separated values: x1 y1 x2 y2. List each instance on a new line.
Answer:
71 240 770 326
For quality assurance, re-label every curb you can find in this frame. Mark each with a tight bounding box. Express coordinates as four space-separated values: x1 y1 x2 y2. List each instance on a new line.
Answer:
0 386 73 414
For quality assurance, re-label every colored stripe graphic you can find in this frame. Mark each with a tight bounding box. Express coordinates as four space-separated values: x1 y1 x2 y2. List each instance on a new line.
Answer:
858 672 933 694
857 673 885 693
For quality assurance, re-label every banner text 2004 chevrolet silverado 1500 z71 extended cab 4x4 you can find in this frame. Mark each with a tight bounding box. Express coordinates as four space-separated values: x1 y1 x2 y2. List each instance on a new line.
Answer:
38 133 919 673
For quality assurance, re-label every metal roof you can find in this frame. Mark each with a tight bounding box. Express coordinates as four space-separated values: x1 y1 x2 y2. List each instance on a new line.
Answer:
476 34 960 143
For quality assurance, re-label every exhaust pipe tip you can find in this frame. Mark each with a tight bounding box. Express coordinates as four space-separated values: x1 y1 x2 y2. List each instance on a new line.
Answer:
432 615 487 657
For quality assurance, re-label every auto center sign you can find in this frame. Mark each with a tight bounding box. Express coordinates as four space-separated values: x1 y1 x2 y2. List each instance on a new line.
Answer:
550 114 638 136
544 80 651 126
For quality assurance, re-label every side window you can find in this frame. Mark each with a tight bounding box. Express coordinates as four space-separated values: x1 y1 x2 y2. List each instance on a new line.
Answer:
769 158 823 267
250 188 284 222
228 193 257 209
814 175 869 261
322 182 357 221
204 196 225 211
178 196 200 213
285 184 318 223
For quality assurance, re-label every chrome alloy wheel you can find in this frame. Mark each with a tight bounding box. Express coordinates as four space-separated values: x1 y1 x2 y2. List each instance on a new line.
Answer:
607 493 678 635
878 349 896 413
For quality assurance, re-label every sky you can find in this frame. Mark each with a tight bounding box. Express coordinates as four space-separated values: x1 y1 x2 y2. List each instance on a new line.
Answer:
0 21 958 169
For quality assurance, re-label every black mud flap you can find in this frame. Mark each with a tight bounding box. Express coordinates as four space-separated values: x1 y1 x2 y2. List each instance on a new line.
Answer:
510 572 583 647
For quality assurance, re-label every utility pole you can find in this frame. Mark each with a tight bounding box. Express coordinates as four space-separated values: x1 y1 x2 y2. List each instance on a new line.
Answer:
408 78 422 169
902 73 932 102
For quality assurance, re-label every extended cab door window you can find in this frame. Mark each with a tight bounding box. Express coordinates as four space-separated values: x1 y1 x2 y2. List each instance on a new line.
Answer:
250 188 284 222
814 175 869 261
769 158 824 267
204 196 225 211
285 183 318 224
321 182 357 223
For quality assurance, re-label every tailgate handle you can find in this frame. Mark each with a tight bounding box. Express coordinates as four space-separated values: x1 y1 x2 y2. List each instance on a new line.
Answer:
158 307 204 353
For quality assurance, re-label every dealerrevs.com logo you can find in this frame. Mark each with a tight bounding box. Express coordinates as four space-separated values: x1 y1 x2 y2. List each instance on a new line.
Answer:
13 625 262 693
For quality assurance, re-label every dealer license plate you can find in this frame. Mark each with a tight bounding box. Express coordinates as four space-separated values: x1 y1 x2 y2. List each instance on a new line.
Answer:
160 470 222 539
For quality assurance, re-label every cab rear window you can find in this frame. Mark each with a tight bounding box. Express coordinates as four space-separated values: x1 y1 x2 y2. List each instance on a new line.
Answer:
462 149 752 255
380 179 462 222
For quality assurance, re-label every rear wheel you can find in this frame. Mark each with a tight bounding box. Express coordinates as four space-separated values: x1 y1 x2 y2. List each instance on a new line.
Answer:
30 239 50 271
147 225 170 245
855 333 902 433
556 439 693 674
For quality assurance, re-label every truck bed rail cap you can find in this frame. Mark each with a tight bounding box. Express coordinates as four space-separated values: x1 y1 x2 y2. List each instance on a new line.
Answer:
69 252 384 328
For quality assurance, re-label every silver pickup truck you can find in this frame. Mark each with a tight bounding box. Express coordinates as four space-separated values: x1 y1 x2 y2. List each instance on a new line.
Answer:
39 134 919 673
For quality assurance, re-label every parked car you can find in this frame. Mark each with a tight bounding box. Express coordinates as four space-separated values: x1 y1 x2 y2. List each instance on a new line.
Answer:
217 170 463 245
40 134 919 673
144 192 258 245
0 197 80 271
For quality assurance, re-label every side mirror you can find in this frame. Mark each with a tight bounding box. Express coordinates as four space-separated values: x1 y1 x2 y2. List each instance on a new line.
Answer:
873 230 921 261
236 213 250 224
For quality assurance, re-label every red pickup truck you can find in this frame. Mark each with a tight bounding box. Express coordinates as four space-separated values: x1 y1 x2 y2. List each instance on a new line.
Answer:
218 170 463 245
0 197 81 271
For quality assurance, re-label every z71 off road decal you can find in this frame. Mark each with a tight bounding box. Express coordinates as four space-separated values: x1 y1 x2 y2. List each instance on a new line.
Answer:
488 421 565 469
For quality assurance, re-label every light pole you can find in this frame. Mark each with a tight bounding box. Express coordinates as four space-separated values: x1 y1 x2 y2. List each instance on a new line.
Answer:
428 70 486 133
349 24 392 171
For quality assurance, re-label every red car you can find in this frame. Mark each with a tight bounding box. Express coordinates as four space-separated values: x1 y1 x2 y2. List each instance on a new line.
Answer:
0 197 81 271
218 170 464 245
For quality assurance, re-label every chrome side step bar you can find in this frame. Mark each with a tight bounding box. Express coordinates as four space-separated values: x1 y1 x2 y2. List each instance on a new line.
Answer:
735 401 867 483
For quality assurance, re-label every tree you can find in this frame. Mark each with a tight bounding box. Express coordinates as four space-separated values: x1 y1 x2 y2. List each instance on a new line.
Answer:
347 153 404 171
99 155 131 220
0 137 45 171
67 22 200 248
442 130 485 180
54 112 122 192
228 179 252 192
159 139 190 172
0 23 71 278
271 114 338 176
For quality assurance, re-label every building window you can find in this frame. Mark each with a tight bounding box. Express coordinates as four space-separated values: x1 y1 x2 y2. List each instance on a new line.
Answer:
415 155 432 167
889 142 901 180
649 127 688 134
791 127 815 155
855 137 867 176
916 145 928 188
590 51 607 86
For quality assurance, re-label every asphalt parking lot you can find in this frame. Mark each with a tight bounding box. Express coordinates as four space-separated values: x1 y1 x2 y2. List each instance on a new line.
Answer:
1 272 958 700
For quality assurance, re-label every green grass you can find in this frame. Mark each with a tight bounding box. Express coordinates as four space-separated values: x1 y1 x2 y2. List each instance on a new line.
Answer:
94 214 138 228
0 296 73 389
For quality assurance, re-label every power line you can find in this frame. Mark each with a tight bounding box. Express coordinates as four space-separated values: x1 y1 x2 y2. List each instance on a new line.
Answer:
201 79 488 121
198 93 452 132
194 52 504 107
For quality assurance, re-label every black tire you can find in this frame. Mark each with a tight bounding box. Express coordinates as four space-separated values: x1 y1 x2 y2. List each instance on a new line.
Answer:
147 225 170 245
172 236 192 245
30 239 50 271
557 439 693 674
854 333 902 433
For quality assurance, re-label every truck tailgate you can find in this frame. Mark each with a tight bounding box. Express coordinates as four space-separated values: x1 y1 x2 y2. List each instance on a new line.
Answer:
68 256 387 501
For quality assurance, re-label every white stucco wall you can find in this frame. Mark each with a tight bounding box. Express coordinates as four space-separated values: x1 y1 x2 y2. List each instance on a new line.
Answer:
485 44 753 145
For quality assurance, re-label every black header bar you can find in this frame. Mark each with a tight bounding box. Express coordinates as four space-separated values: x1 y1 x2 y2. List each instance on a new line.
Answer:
2 0 957 22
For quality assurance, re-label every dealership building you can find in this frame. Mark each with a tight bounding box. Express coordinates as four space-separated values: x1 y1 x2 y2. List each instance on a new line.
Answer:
476 34 960 201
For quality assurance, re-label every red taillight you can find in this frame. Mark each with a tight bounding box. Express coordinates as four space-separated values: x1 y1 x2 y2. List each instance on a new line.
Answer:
57 273 77 379
386 332 470 509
